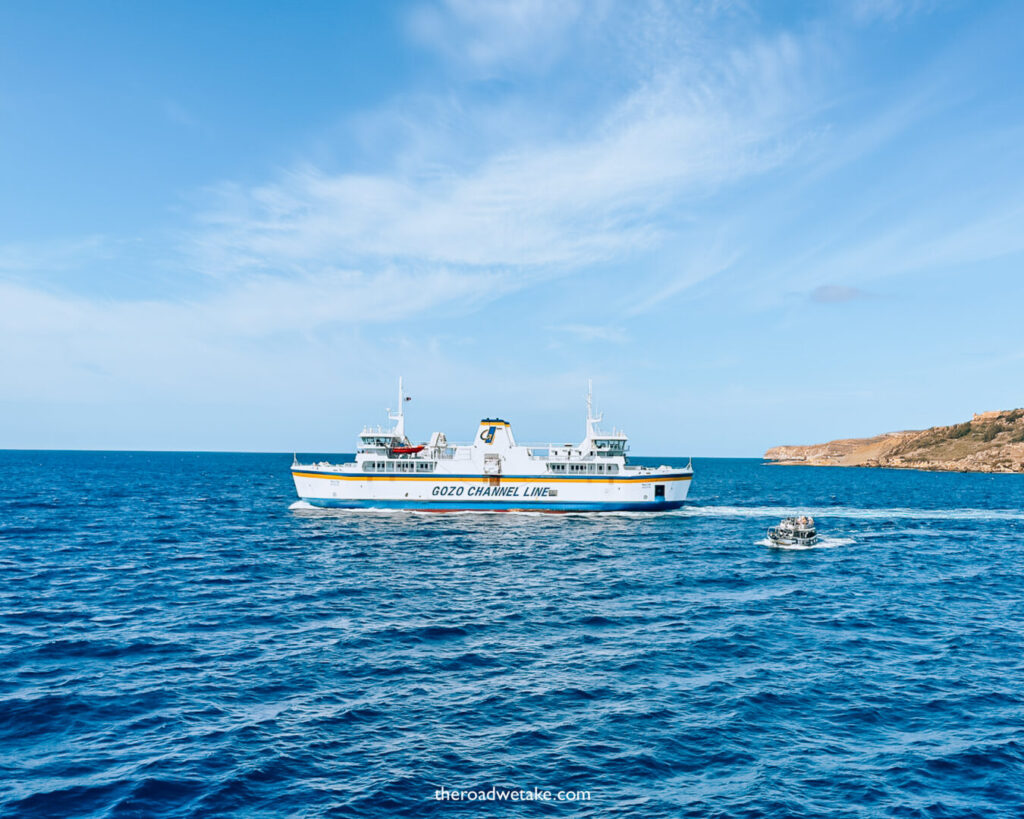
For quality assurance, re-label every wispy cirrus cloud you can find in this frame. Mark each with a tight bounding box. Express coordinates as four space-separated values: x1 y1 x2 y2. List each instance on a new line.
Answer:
627 245 741 317
405 0 589 74
190 31 812 285
551 324 629 344
810 284 872 303
0 4 822 444
4 0 1023 452
0 264 514 413
0 265 509 342
0 235 111 276
778 194 1024 305
847 0 938 24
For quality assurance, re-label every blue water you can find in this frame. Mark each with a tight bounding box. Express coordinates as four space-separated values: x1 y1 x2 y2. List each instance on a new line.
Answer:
2 453 1023 817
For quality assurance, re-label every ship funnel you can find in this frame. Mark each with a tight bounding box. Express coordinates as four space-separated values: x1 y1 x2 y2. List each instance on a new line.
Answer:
474 418 516 450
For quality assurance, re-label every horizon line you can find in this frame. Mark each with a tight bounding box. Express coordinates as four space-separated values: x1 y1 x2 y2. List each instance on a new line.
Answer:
0 447 757 459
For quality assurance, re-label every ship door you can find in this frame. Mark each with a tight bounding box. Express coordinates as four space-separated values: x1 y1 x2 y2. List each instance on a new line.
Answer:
654 484 665 499
483 453 501 486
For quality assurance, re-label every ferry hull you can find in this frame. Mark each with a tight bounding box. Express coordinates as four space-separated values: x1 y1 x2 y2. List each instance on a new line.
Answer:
292 470 692 513
297 498 687 512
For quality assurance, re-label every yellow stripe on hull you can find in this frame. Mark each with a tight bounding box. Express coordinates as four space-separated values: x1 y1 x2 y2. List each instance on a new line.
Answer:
291 471 693 484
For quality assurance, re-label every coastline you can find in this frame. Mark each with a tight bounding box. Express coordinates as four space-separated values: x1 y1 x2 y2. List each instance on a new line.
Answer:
764 410 1024 474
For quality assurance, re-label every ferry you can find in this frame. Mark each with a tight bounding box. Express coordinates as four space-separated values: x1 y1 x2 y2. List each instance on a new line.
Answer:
291 380 693 512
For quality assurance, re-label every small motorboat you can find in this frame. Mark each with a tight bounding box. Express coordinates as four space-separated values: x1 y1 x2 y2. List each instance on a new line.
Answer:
767 515 819 547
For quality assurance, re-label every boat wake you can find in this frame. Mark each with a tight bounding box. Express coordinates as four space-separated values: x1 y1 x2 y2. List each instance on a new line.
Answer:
684 505 1024 522
289 501 1018 524
758 536 855 551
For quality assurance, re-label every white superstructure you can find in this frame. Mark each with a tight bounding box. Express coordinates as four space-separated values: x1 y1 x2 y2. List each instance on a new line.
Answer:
291 379 693 512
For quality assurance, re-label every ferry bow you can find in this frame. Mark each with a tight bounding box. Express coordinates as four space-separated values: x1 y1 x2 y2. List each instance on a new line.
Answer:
292 379 693 512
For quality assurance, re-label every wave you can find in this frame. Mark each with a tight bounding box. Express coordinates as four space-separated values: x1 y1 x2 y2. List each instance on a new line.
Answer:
757 536 855 551
288 501 1024 523
682 505 1024 522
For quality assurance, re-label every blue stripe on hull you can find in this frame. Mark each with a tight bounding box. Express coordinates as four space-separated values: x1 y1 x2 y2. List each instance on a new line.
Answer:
298 498 686 512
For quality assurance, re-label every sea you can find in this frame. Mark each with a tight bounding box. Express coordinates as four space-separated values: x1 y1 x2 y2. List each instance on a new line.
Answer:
2 452 1023 818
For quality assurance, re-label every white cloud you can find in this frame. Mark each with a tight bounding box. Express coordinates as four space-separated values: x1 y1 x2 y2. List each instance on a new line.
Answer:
0 235 111 276
627 245 741 316
0 265 518 409
0 2 832 446
778 197 1024 303
847 0 936 24
0 265 509 342
190 33 809 281
551 323 629 343
405 0 589 73
2 8 819 423
810 284 871 303
160 99 199 129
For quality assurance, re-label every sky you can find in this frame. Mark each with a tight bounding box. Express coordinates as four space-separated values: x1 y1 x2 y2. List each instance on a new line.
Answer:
1 0 1022 456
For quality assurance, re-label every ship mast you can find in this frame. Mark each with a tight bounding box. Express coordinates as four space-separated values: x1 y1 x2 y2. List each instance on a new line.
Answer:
586 378 602 439
388 376 406 439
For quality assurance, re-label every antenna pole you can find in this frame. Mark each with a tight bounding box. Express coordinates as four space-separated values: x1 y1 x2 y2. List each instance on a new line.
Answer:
388 376 407 439
585 378 601 439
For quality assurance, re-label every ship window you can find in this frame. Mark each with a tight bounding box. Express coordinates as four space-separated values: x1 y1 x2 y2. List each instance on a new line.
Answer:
548 463 566 473
655 484 665 498
607 465 618 474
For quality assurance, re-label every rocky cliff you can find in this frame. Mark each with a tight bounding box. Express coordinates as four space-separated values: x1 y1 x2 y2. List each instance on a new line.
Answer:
764 410 1024 473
